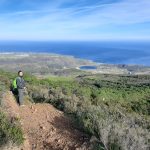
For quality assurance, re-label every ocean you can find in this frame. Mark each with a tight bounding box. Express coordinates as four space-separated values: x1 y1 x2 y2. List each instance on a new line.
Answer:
0 41 150 66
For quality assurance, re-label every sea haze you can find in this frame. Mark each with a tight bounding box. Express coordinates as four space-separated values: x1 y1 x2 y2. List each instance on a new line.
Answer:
0 41 150 66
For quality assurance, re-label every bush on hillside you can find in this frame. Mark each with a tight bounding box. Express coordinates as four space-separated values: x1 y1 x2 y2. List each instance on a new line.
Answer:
0 111 24 146
27 75 150 150
0 70 149 150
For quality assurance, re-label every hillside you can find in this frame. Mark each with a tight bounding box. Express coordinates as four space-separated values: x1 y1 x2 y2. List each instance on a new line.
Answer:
0 70 150 150
1 91 92 150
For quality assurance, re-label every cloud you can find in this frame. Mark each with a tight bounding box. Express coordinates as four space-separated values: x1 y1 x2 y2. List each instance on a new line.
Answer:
0 0 150 40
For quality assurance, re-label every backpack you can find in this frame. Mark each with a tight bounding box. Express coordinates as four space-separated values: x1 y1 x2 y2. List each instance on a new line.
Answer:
12 78 17 89
11 78 18 95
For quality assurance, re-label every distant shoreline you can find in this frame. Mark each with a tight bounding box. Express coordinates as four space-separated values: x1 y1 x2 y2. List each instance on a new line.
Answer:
0 52 149 75
0 51 149 68
0 52 100 66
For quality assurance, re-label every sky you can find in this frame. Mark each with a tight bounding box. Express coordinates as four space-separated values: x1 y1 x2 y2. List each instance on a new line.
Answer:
0 0 150 41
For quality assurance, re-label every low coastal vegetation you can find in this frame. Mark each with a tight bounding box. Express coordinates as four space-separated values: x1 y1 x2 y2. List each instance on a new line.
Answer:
0 70 149 149
27 74 150 150
0 111 24 146
0 72 24 147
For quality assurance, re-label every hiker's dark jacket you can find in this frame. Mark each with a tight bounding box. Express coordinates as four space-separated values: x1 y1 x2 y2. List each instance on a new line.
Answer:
16 77 25 89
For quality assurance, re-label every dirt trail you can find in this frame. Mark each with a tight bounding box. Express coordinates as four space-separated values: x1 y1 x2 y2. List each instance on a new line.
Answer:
1 91 92 150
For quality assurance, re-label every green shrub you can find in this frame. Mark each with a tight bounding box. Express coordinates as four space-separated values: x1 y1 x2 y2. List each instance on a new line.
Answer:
0 69 150 150
0 111 24 146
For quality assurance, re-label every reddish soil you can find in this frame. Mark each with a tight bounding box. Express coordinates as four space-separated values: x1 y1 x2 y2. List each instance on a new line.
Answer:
2 91 92 150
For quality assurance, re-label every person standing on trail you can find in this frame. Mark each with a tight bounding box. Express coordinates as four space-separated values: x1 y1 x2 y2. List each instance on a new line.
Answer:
16 70 26 106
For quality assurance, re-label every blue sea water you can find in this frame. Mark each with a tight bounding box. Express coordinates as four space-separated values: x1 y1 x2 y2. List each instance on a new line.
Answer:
0 41 150 66
80 66 97 70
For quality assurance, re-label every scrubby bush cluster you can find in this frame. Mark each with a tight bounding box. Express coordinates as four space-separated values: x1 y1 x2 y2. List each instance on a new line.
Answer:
0 111 24 146
26 74 150 150
0 70 24 147
0 70 149 150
